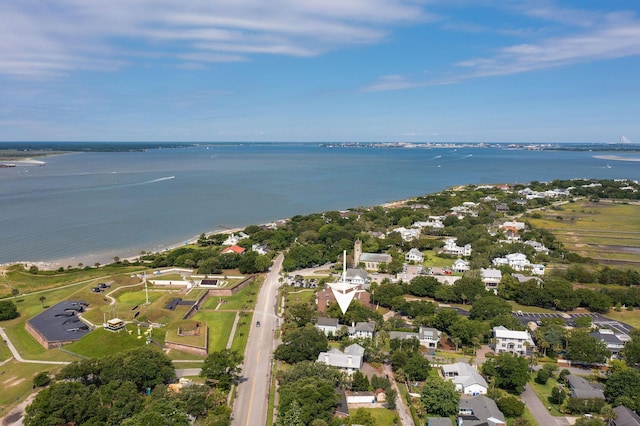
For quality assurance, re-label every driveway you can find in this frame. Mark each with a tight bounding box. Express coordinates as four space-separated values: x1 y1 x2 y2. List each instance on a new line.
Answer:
381 363 415 426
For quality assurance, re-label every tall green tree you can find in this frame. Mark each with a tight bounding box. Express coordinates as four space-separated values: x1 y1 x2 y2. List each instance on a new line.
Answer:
483 353 530 393
275 324 328 363
566 329 610 365
0 300 19 320
201 349 243 391
421 376 459 416
470 295 512 320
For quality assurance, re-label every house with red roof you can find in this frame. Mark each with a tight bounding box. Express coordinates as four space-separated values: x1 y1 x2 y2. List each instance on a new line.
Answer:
221 244 245 255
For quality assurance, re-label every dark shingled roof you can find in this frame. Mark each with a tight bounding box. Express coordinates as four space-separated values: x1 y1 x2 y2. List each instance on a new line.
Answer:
27 300 92 343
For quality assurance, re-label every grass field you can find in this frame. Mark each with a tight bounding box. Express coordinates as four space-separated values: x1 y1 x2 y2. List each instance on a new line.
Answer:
165 320 208 348
191 310 237 353
528 377 563 416
285 289 316 305
0 360 64 418
64 327 148 358
603 309 640 329
528 201 640 269
366 407 398 425
200 279 261 311
0 264 145 299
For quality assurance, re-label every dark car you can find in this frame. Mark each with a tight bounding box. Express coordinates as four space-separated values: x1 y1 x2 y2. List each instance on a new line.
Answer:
256 321 261 327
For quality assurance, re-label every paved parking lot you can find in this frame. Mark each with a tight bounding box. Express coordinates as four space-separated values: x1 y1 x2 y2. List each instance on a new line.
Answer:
513 311 634 334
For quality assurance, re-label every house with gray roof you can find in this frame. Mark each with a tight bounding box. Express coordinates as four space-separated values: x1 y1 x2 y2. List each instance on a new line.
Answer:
389 326 441 353
345 268 370 290
441 362 488 396
458 395 506 426
481 268 502 294
316 317 339 336
354 240 392 272
613 405 640 426
405 248 425 263
348 321 376 339
590 328 629 359
316 343 365 374
566 374 605 399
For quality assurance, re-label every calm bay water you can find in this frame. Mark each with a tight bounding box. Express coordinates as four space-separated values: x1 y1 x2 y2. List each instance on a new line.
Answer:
1 144 638 266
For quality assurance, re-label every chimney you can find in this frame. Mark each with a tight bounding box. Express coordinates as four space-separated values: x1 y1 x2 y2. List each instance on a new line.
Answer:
324 354 329 363
347 356 352 366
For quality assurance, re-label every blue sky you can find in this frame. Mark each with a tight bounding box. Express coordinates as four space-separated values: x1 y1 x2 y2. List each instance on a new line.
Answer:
2 0 639 143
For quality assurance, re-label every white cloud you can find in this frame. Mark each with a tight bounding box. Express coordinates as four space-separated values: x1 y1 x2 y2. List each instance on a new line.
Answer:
364 7 640 92
0 0 429 78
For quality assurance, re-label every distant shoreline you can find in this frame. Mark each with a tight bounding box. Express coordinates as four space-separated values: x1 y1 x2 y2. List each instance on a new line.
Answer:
593 155 640 162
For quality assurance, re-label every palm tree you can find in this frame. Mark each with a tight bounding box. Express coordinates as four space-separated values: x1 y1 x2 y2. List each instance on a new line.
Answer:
39 296 46 309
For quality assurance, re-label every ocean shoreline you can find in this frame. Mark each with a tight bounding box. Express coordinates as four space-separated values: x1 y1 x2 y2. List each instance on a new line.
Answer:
1 195 418 272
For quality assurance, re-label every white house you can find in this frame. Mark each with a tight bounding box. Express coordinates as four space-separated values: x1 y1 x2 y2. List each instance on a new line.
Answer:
251 244 270 255
345 391 376 404
530 263 546 275
452 259 470 273
316 317 339 336
480 268 502 294
442 362 488 396
413 219 444 229
524 240 549 255
492 326 534 356
492 253 529 271
316 343 365 374
222 232 249 246
405 248 424 263
442 238 472 257
348 322 376 339
391 227 421 242
345 268 370 288
389 327 441 352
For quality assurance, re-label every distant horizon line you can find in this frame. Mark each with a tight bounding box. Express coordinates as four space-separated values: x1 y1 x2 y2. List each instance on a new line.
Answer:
0 140 637 145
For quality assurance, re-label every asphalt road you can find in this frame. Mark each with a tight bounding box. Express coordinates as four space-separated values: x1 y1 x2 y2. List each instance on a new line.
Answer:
231 253 283 426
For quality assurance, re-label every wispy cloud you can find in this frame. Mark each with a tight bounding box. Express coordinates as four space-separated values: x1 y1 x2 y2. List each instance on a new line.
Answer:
0 0 430 78
364 6 640 92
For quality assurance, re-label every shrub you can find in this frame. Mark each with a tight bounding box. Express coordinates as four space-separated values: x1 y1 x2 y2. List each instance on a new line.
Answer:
536 369 550 385
33 372 51 387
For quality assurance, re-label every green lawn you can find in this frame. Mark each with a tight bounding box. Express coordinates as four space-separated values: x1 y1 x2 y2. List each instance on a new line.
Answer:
201 280 261 311
165 320 208 347
0 360 65 418
230 312 253 355
602 309 640 329
367 407 398 425
506 301 557 314
528 377 563 416
0 339 12 361
191 310 237 353
1 265 144 299
285 289 316 305
64 327 147 358
508 409 539 426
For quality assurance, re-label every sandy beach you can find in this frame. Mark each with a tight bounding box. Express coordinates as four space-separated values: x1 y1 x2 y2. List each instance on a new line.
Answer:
2 226 248 272
593 155 640 162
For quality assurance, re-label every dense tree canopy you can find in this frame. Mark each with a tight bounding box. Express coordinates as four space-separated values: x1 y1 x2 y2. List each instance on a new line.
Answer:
482 353 530 393
0 300 19 320
201 349 244 391
421 377 460 416
275 324 328 363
